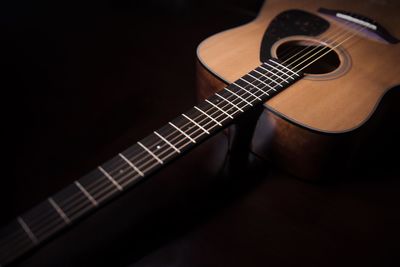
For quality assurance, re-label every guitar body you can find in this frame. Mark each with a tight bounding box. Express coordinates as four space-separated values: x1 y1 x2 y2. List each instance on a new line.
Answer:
196 0 400 178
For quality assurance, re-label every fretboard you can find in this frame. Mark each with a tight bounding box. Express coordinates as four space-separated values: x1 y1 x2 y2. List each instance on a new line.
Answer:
0 58 303 266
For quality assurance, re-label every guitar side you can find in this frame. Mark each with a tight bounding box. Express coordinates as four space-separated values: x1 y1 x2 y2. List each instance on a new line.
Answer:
196 0 400 178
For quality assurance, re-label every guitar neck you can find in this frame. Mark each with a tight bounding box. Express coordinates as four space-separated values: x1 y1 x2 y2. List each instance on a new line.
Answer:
0 59 302 266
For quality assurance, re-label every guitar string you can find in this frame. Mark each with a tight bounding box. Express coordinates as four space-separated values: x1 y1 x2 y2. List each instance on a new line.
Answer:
1 23 368 255
0 19 370 263
44 33 369 242
1 31 366 262
1 22 368 253
50 21 363 206
8 23 366 242
292 27 364 71
275 20 354 65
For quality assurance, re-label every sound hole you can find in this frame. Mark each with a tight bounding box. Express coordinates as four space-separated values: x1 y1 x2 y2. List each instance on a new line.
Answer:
276 40 341 75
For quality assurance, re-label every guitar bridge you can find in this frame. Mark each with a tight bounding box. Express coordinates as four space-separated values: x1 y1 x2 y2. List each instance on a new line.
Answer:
318 7 399 44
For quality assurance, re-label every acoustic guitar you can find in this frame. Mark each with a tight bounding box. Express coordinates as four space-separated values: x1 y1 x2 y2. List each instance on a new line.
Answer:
1 0 399 265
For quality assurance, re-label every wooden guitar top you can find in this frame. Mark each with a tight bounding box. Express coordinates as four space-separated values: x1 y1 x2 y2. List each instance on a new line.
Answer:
197 0 400 133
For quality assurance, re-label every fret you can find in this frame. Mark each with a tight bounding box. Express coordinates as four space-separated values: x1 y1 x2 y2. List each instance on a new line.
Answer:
205 99 234 119
181 113 210 135
98 166 123 191
79 169 120 204
262 62 294 81
154 131 181 153
0 221 30 249
239 77 273 96
118 153 145 177
168 122 196 143
17 217 38 245
19 200 65 242
99 151 145 189
268 59 300 77
243 74 274 93
194 106 222 126
137 141 164 164
258 65 289 83
231 82 262 101
156 123 188 149
75 181 98 207
223 87 253 106
48 197 70 224
0 61 304 266
137 133 177 163
52 183 94 221
215 92 244 112
252 69 282 87
0 221 34 266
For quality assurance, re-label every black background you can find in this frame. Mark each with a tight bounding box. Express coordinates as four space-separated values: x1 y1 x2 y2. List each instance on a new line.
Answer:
1 0 400 266
0 0 262 220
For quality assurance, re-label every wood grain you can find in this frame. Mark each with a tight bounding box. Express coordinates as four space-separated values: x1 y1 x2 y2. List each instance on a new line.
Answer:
196 0 400 178
197 0 400 133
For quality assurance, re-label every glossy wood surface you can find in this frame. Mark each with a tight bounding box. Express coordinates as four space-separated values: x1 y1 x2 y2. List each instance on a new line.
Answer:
197 0 400 133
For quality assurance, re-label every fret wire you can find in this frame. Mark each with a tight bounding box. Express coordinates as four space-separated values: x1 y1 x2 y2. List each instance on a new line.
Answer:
186 108 215 130
238 80 270 100
244 75 280 96
137 141 164 164
75 181 98 207
153 131 181 153
218 89 252 111
231 82 262 101
194 106 222 126
223 87 254 106
172 114 205 137
182 106 226 136
181 113 210 134
244 74 275 92
24 198 75 238
99 90 244 182
68 186 118 215
205 99 234 119
269 59 300 76
118 135 181 175
17 217 38 245
17 62 282 241
48 198 70 224
118 146 165 178
59 190 100 220
252 69 282 87
262 62 294 80
0 61 302 265
258 65 289 83
60 202 93 222
168 122 196 143
98 166 123 191
40 183 98 227
79 170 116 197
119 153 145 177
12 202 59 236
15 201 64 240
82 174 122 199
215 93 244 112
29 216 67 240
112 90 260 188
235 79 269 98
57 201 93 224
